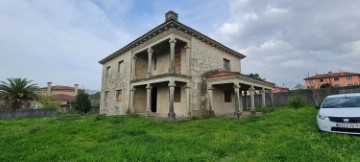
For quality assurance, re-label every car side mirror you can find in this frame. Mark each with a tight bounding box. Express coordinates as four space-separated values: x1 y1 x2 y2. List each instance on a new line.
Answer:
315 106 320 109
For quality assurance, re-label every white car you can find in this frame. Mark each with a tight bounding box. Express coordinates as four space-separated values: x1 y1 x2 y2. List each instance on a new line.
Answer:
317 93 360 135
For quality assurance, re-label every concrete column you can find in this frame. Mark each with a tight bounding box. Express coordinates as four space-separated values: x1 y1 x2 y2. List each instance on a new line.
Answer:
185 44 191 75
169 37 176 73
244 91 248 111
145 84 152 116
47 82 52 95
270 91 275 112
74 84 79 95
168 80 176 120
129 87 135 113
249 86 256 115
207 85 215 116
131 55 137 80
261 88 267 113
185 84 191 117
233 84 241 118
147 47 153 78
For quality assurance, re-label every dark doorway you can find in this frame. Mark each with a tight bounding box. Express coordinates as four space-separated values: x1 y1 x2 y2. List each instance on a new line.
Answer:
151 87 157 112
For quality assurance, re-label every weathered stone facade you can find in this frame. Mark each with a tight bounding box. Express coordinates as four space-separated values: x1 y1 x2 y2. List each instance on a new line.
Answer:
99 11 275 119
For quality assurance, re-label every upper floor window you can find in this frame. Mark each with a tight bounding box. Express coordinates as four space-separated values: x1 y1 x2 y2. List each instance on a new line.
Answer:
334 76 339 81
346 76 353 80
116 89 122 102
320 78 324 82
106 66 111 78
223 59 230 71
309 80 314 83
117 61 124 74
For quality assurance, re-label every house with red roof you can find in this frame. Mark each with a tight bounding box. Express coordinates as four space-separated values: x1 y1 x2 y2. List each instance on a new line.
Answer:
98 11 275 119
40 82 80 104
304 71 360 89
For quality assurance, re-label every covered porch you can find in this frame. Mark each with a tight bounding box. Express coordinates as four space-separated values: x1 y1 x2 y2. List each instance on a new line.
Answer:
129 74 191 120
207 71 275 118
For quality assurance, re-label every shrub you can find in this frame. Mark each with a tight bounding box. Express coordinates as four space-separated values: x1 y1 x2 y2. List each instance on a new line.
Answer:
288 95 307 109
73 91 91 113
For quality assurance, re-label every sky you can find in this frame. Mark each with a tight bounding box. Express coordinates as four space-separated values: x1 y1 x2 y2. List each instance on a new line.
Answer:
1 0 360 90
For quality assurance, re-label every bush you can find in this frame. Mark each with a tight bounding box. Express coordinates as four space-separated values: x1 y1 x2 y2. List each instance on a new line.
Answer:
288 95 307 109
73 91 91 113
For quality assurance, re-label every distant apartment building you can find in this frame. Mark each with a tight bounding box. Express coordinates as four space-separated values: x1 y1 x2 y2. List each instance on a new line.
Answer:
304 72 360 89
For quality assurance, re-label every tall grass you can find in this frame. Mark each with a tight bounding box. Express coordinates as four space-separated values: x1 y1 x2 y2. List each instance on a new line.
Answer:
1 107 359 161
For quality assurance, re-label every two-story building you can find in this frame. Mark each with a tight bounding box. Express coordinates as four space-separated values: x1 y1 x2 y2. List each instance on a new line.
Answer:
304 71 360 89
99 11 275 119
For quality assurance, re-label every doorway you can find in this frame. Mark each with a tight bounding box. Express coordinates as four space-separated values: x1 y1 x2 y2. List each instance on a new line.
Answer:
151 87 157 112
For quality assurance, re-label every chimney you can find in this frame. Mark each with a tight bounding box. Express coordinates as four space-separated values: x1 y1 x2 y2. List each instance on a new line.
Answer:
47 82 52 95
74 84 79 95
165 10 178 22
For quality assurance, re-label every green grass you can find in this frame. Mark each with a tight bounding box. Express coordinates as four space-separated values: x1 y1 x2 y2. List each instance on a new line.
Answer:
1 107 360 161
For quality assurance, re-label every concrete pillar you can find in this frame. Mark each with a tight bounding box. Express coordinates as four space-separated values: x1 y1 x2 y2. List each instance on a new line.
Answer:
129 87 135 113
207 85 215 116
74 84 79 95
145 84 152 116
131 55 137 80
261 88 267 113
249 86 256 115
185 44 191 75
233 84 241 118
185 84 191 118
270 91 275 112
244 91 248 111
168 80 176 120
147 47 153 78
47 82 52 95
169 37 176 73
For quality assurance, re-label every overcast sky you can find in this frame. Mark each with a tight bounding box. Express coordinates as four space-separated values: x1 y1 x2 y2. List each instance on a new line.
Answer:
1 0 359 90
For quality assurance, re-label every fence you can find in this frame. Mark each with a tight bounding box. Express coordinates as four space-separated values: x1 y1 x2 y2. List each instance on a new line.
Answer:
244 85 360 108
0 106 100 119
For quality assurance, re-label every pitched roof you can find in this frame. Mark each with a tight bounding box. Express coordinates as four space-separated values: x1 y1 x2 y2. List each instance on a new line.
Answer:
54 94 75 102
40 85 75 91
304 72 360 80
99 11 246 64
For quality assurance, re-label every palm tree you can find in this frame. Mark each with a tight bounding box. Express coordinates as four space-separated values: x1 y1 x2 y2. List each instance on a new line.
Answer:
0 78 39 109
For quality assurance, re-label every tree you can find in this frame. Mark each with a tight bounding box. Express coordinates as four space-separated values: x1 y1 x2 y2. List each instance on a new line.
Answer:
248 73 266 81
36 94 61 108
320 83 332 89
0 78 39 109
73 91 91 113
294 84 305 90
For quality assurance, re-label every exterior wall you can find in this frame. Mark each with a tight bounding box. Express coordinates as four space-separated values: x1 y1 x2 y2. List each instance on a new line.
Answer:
135 56 147 79
50 90 75 96
149 86 186 117
133 88 146 113
190 38 242 114
212 88 235 115
152 52 170 76
100 50 132 115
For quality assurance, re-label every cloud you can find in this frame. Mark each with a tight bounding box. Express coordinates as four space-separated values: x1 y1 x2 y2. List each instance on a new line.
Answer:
216 0 360 88
0 0 133 89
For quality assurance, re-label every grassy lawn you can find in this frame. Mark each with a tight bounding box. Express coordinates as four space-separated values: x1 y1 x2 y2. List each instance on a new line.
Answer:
1 107 360 161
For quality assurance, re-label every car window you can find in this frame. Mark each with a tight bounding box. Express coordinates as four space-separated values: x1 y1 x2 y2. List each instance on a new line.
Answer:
322 96 360 108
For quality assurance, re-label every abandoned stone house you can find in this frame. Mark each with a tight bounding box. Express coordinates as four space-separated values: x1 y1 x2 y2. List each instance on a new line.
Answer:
99 11 275 119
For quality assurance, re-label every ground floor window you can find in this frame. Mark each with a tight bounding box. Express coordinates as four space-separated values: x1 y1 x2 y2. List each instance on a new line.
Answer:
224 90 231 102
116 89 122 102
174 87 181 102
